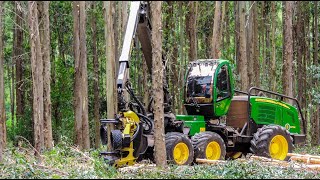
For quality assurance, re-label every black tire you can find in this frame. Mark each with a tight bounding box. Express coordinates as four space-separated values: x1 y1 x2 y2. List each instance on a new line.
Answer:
165 132 194 165
250 125 293 161
192 131 226 161
111 130 123 150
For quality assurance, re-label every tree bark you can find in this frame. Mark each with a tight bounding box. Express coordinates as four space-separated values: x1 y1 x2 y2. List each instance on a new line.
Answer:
178 1 185 114
311 1 319 145
211 1 222 59
238 1 249 91
28 1 44 158
0 0 5 162
186 1 198 61
247 1 254 87
15 1 25 125
91 2 100 149
282 1 294 103
169 1 178 114
252 1 259 87
104 1 117 151
38 1 53 149
73 1 90 150
270 1 277 92
150 1 167 167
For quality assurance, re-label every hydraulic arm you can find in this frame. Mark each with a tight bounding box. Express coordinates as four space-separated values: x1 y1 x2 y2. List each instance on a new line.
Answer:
100 1 176 167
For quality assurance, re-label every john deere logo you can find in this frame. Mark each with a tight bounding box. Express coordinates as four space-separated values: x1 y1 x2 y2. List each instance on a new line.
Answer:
285 123 290 130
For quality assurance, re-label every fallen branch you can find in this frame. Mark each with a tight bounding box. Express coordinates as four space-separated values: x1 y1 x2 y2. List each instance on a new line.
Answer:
15 135 44 161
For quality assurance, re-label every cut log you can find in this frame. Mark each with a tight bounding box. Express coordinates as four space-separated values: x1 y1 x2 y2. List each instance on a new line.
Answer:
290 156 320 164
288 153 320 159
305 164 320 171
196 158 226 164
250 155 286 163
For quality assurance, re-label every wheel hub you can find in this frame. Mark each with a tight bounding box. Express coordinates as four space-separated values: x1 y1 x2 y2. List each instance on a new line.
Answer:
173 142 189 164
269 135 288 160
206 141 221 160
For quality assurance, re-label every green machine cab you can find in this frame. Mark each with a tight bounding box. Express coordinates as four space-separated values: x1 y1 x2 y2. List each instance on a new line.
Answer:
176 59 306 161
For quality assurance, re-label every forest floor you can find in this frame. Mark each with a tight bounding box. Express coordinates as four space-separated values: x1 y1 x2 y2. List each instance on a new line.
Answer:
1 140 320 179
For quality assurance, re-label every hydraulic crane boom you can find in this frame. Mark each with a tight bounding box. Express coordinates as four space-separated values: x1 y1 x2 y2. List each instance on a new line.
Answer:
117 1 171 113
100 1 178 167
117 1 151 88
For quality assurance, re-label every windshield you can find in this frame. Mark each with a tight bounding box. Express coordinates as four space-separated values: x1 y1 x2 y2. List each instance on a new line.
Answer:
186 76 212 98
185 61 217 104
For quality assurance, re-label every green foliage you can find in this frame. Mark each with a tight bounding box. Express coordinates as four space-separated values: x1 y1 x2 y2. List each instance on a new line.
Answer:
1 140 320 179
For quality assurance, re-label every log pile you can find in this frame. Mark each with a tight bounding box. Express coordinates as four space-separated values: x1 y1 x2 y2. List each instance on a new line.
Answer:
195 153 320 171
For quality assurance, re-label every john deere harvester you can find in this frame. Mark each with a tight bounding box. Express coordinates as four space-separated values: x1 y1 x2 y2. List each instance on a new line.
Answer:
99 1 306 167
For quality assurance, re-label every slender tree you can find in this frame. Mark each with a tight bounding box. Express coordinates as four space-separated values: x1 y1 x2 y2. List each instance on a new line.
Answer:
0 0 5 162
38 1 53 149
150 1 167 167
211 1 222 59
238 1 249 91
282 1 294 103
186 1 198 61
91 2 100 149
73 1 90 150
15 1 25 126
270 1 277 92
28 1 44 158
311 1 319 145
104 1 117 150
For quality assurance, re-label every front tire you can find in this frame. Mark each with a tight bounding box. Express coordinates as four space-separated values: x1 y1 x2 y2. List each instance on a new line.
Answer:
250 125 293 161
165 132 194 165
192 131 226 161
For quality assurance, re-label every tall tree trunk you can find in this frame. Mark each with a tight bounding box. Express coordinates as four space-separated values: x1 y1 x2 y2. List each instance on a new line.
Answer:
235 1 240 78
113 2 119 75
38 1 53 149
296 1 305 113
150 1 166 167
252 1 259 87
282 1 294 104
15 1 24 126
311 1 319 145
168 1 178 114
91 2 100 149
238 1 249 91
73 1 90 150
265 2 271 86
0 0 5 162
186 1 197 61
28 1 44 159
211 1 222 59
178 1 185 114
247 1 254 87
104 1 117 151
270 1 277 92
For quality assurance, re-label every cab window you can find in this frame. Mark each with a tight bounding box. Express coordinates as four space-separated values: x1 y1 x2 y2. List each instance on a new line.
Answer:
216 65 231 101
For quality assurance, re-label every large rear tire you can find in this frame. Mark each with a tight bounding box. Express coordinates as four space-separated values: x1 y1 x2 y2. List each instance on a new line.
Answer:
165 132 194 165
250 125 293 161
192 131 226 161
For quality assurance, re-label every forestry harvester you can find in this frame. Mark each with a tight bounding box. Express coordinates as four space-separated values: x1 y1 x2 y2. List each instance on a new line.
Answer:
99 1 306 168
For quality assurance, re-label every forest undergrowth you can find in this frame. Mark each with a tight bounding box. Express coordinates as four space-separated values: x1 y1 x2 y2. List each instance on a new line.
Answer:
1 138 320 179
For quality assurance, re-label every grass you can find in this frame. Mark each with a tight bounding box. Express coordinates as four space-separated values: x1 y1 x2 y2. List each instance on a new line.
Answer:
1 141 320 179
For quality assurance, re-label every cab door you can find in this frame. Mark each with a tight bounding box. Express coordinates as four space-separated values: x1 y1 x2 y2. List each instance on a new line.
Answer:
214 64 232 116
